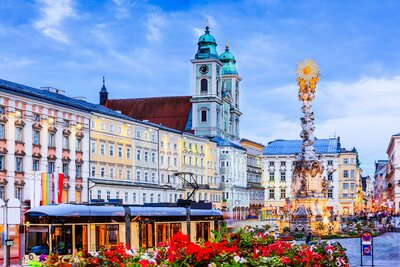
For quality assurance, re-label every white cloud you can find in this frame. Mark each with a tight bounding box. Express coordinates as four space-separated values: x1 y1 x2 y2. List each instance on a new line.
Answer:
112 0 130 20
34 0 77 43
146 13 166 42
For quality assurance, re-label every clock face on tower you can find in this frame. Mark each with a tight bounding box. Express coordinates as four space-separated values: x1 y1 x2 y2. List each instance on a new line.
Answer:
199 65 209 75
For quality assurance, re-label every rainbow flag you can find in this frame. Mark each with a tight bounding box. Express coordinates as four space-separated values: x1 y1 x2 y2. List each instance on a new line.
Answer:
41 173 53 205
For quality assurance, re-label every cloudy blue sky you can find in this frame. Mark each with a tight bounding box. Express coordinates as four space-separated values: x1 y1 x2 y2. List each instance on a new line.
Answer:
1 0 400 175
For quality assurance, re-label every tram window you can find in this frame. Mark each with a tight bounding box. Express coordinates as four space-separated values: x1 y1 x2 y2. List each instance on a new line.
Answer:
75 225 88 252
156 223 181 245
139 221 154 249
51 225 73 255
25 226 49 255
196 222 210 241
95 225 119 251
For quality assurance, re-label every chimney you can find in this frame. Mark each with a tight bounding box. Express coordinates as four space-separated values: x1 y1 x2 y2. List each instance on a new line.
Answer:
41 86 66 95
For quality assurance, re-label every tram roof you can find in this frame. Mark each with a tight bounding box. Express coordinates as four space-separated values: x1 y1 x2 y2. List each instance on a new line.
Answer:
25 204 223 217
25 204 125 217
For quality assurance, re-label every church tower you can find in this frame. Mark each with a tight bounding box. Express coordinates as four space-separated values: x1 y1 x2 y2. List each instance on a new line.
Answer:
99 76 108 105
220 42 242 141
190 24 225 139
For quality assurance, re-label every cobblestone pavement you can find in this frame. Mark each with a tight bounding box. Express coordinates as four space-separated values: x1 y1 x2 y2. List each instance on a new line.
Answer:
330 232 400 267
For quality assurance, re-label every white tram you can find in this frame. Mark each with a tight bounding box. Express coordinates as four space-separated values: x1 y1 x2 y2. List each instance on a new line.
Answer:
23 202 223 261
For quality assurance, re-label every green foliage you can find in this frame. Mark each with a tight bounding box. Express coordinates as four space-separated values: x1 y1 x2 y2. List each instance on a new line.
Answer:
348 231 358 237
294 233 304 239
282 226 291 233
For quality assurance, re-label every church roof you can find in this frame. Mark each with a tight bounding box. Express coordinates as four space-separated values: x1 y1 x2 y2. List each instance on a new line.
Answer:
263 138 340 155
106 96 192 132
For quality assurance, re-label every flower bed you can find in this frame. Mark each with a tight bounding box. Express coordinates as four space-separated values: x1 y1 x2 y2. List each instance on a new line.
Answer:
33 227 349 267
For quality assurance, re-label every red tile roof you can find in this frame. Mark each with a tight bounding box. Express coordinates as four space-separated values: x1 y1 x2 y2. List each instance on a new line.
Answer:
106 96 192 131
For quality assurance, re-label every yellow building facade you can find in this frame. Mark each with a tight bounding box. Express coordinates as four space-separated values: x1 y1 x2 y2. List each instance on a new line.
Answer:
337 149 360 216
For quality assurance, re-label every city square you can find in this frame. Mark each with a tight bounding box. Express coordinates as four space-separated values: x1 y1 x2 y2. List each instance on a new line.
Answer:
0 0 399 266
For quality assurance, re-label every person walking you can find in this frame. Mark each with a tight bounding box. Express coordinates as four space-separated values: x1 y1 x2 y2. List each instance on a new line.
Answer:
306 232 312 244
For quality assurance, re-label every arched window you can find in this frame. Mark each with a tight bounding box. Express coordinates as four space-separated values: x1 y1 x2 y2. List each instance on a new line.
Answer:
201 110 207 122
200 79 208 94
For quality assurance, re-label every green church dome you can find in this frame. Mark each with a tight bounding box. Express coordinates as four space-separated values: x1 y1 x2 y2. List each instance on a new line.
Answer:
220 49 235 62
198 32 216 43
220 45 238 75
195 26 219 60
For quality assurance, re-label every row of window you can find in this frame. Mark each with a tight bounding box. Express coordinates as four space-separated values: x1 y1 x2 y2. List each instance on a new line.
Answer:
62 135 82 151
91 141 131 158
91 121 157 142
183 142 205 152
267 189 287 199
265 189 336 199
160 155 177 167
0 155 82 177
222 192 250 201
160 141 178 150
268 160 335 167
269 172 286 182
0 185 82 204
0 125 83 151
268 171 336 182
182 155 205 167
91 165 132 180
0 107 83 128
0 185 22 200
269 189 334 199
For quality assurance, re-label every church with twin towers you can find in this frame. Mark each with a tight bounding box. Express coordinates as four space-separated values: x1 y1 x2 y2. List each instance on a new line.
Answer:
101 24 254 218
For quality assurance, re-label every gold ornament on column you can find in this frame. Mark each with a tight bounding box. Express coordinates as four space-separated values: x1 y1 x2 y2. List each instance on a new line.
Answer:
296 59 320 100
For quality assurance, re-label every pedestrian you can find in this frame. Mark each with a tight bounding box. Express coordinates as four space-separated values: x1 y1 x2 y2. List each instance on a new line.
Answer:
306 232 312 244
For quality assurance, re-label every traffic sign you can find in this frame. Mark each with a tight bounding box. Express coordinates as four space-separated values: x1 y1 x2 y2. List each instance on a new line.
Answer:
362 244 372 256
362 232 372 244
